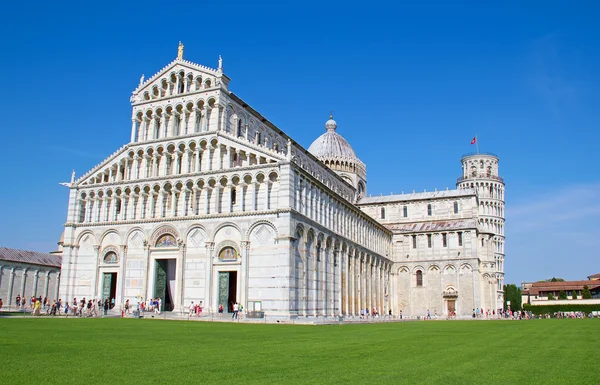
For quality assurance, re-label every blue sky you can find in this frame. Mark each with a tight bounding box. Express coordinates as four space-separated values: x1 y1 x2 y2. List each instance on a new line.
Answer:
0 1 598 284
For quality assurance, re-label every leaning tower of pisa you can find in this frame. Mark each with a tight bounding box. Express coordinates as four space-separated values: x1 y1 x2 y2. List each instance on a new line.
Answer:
456 153 505 310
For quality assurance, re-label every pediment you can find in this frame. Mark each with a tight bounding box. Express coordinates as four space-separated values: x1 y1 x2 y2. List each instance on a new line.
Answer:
131 59 228 104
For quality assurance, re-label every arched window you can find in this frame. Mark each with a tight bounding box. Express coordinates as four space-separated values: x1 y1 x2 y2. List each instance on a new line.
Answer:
427 204 432 216
453 201 459 214
458 232 463 246
416 270 423 287
104 252 118 264
442 233 447 247
412 235 417 248
237 119 243 137
427 234 432 248
381 207 385 219
403 205 408 217
231 188 237 205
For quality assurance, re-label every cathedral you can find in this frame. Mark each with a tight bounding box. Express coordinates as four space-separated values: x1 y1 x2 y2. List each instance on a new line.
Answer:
57 45 505 318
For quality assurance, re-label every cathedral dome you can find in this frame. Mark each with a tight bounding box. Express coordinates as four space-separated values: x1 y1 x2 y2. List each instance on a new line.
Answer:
308 116 358 160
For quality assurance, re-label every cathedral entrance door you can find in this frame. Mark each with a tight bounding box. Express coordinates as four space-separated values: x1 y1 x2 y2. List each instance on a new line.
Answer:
218 271 237 312
154 259 176 311
102 272 117 306
447 300 456 315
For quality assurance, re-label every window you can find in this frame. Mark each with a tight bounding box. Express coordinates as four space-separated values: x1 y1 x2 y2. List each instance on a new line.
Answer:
381 207 385 219
416 270 423 287
115 198 122 214
237 120 243 137
453 201 459 214
427 234 432 248
412 235 417 249
481 238 485 247
458 232 463 246
403 205 408 217
442 233 447 247
231 188 236 205
103 252 118 264
427 204 432 216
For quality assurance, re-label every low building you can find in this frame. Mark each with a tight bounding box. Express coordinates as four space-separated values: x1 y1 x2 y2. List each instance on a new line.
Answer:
522 275 600 306
0 247 62 309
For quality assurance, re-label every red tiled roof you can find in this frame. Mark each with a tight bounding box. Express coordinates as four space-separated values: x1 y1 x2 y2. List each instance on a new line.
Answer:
522 280 600 295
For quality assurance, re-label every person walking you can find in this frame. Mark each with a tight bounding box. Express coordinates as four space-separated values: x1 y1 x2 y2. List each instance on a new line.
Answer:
218 303 224 318
104 300 109 316
232 302 239 319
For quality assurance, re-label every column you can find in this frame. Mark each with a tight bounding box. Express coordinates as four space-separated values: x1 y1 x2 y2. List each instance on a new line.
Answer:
201 107 209 132
160 113 168 138
55 273 61 301
264 181 270 210
223 146 230 169
181 112 189 135
195 150 202 172
44 271 50 299
240 241 250 311
20 268 28 302
350 253 355 316
119 245 127 306
253 183 258 211
312 246 318 316
170 192 177 217
344 251 349 315
130 119 138 142
178 242 186 312
333 248 339 316
92 246 100 298
204 188 210 215
32 270 39 297
224 185 232 213
304 241 309 316
205 242 215 312
7 268 15 306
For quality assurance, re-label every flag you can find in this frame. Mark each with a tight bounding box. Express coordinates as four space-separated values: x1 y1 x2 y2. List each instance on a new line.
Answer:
470 136 477 145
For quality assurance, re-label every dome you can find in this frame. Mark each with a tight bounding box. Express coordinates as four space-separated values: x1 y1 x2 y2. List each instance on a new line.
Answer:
308 117 358 160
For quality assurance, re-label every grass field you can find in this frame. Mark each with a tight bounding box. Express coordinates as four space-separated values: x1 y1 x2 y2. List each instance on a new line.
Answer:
0 318 598 384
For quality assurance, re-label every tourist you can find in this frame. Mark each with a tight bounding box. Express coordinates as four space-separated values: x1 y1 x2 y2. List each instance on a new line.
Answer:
125 299 130 315
104 300 109 316
196 301 203 317
232 302 239 319
189 301 195 317
34 298 41 315
388 309 392 318
399 310 403 320
16 294 21 307
0 298 3 310
218 303 224 318
238 304 243 319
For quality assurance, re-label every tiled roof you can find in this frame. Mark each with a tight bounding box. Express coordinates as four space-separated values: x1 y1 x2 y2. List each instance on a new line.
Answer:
385 219 478 233
0 247 62 268
523 280 600 295
587 273 600 279
358 189 475 205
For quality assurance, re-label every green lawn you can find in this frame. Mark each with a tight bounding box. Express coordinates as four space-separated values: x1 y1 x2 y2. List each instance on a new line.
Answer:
0 318 598 384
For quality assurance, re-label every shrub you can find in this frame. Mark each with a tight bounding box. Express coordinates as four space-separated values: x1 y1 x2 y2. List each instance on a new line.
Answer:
582 285 592 299
547 293 555 300
523 303 600 315
559 290 567 300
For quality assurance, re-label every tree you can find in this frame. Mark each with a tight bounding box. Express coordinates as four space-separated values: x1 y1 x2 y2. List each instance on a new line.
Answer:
550 277 565 282
582 285 592 299
548 292 555 300
503 283 522 310
559 290 567 300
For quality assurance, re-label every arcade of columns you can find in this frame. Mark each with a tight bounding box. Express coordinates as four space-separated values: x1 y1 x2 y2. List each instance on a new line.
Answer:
0 266 60 306
294 234 392 317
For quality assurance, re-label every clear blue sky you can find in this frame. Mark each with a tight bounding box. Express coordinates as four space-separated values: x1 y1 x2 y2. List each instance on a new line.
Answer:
1 1 598 284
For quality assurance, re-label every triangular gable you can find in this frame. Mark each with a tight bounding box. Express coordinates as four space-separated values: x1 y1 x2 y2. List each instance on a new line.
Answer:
132 58 225 100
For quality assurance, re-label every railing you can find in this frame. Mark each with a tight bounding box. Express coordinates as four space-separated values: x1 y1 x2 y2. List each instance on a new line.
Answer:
461 152 498 159
457 174 504 183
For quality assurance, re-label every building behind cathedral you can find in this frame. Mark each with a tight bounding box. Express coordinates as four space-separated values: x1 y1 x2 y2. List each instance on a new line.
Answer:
57 46 505 318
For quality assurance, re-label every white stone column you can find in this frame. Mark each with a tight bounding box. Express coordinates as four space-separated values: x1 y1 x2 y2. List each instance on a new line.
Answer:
119 244 127 306
195 150 202 172
7 268 15 306
253 183 258 211
204 188 210 215
32 270 39 297
43 271 50 299
130 119 138 142
201 107 209 132
312 246 319 316
264 181 270 210
20 268 28 302
92 245 100 298
240 241 250 311
205 242 215 312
